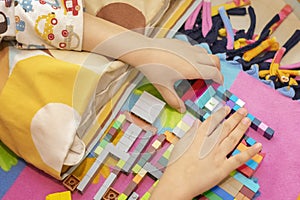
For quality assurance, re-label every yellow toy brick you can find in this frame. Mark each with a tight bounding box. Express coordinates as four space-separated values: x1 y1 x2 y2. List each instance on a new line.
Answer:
46 191 71 200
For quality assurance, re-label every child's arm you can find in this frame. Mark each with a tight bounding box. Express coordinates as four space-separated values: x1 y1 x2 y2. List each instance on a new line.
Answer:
82 13 222 112
150 106 262 200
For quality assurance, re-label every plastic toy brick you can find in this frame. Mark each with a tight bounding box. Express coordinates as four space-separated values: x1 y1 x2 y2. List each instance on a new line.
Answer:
128 192 139 200
123 181 138 196
103 187 120 200
196 86 216 108
182 86 198 102
219 177 240 197
113 120 122 130
245 159 259 170
105 143 130 161
232 104 241 112
117 193 128 200
144 162 163 179
104 134 113 142
176 120 191 132
245 137 256 146
257 122 268 134
185 99 206 121
234 192 245 200
193 79 207 99
182 113 196 126
237 164 255 178
175 80 192 98
131 91 166 124
204 96 221 112
203 190 223 200
164 131 179 144
132 173 143 184
172 126 186 138
235 98 245 107
122 154 139 173
116 114 126 124
252 153 264 164
95 173 118 199
63 174 80 192
108 127 118 136
99 139 109 148
210 185 234 200
116 159 126 169
226 100 235 109
152 140 162 149
46 191 72 200
264 127 275 139
138 167 148 177
140 192 151 200
250 118 261 131
240 185 256 199
229 94 239 103
132 164 142 174
94 146 104 156
158 156 169 167
227 175 244 192
203 113 210 120
232 172 260 193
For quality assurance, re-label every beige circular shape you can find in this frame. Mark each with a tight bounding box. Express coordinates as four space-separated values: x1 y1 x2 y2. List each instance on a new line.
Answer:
30 103 83 172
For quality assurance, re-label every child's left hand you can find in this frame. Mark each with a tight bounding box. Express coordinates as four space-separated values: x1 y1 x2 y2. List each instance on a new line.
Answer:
126 38 223 113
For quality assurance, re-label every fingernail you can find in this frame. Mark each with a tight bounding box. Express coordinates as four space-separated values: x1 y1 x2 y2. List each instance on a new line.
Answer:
253 143 262 150
242 117 250 125
177 106 186 113
238 108 247 115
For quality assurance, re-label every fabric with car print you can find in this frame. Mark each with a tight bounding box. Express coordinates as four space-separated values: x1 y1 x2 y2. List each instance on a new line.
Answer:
0 0 83 50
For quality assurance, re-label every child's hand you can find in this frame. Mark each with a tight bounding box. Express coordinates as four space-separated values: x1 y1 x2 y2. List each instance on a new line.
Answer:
120 38 223 113
150 106 262 200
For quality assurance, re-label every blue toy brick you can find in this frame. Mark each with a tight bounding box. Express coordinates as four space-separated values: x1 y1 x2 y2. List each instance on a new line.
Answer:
104 134 113 142
232 104 241 112
245 159 259 170
264 127 275 140
231 149 240 156
210 186 234 200
141 152 152 161
185 100 206 120
246 113 255 122
233 172 260 193
246 137 256 146
229 94 239 102
216 86 226 100
224 90 233 99
197 86 216 107
158 156 169 167
203 113 210 121
250 118 261 131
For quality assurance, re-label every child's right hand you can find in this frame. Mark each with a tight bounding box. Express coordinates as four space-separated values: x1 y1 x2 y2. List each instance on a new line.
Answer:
150 106 262 200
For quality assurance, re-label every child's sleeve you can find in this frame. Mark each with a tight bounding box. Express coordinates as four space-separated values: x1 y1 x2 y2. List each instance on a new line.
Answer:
12 0 84 51
0 1 16 42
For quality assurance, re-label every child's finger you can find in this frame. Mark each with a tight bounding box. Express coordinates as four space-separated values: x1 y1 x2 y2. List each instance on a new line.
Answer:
153 83 186 113
224 143 262 173
217 108 248 143
201 106 231 136
218 117 251 157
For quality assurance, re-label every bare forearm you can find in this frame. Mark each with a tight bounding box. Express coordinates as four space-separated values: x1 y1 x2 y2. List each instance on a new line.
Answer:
82 13 152 63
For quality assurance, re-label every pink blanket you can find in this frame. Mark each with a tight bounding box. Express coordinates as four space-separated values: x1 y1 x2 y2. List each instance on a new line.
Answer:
230 72 300 199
